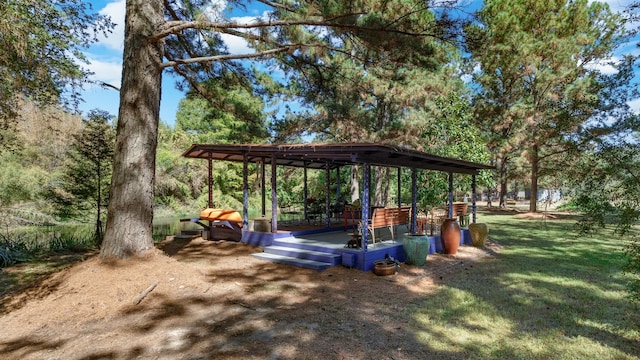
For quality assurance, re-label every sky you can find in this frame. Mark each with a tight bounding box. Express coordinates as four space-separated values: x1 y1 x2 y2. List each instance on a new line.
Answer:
78 0 640 126
80 0 266 126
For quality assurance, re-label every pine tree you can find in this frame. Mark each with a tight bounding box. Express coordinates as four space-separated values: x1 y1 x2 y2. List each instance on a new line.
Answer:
48 110 115 244
467 0 621 211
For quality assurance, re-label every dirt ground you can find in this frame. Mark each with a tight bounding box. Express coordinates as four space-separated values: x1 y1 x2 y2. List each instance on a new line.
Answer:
0 235 502 360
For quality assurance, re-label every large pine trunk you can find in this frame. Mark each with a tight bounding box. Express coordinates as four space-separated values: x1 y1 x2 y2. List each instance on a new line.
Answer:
350 165 360 203
374 167 390 207
498 155 508 208
100 0 164 259
529 143 539 213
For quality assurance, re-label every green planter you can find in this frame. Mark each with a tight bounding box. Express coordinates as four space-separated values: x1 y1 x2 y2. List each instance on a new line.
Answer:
402 233 430 266
468 223 489 247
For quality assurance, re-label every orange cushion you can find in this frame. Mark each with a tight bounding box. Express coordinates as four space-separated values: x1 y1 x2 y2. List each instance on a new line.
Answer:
200 208 242 223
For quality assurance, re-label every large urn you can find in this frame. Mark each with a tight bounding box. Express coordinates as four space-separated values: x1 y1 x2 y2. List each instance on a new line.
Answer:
468 223 489 247
440 218 461 255
402 233 430 266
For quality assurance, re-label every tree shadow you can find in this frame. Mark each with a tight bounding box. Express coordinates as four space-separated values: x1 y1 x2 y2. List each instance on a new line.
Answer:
407 218 640 358
2 218 638 359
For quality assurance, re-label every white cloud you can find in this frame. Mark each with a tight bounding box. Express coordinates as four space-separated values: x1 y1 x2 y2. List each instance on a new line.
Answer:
203 0 227 22
98 0 125 51
220 33 253 54
591 0 633 13
585 56 620 75
629 98 640 114
85 56 122 89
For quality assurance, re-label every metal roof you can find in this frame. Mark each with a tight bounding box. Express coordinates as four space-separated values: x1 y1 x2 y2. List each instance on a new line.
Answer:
182 143 493 175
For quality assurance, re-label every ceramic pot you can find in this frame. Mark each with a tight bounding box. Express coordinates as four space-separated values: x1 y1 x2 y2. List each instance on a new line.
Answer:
468 223 489 247
402 233 430 266
440 218 461 255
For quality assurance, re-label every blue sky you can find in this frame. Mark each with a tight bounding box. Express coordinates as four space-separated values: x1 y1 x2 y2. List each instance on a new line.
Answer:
79 0 640 126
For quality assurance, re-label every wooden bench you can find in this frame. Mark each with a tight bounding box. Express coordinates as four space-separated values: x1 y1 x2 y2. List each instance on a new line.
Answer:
367 206 411 244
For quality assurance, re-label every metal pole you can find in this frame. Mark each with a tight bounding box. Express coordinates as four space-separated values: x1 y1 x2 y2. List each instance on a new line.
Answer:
472 174 477 224
207 153 213 208
411 168 417 234
336 166 341 201
361 164 371 251
261 159 266 217
397 168 402 207
303 162 308 221
271 156 278 233
325 163 331 227
448 172 454 218
242 153 249 230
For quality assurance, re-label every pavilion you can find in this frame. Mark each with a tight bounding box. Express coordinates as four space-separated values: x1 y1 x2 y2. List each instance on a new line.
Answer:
182 143 493 271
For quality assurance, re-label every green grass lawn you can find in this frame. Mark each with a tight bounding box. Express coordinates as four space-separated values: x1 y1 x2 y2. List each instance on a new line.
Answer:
407 212 640 359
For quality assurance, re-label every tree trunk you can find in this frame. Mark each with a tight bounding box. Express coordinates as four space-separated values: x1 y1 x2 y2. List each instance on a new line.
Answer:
96 162 102 245
350 165 360 203
100 0 164 259
529 143 539 213
498 155 508 208
374 167 390 207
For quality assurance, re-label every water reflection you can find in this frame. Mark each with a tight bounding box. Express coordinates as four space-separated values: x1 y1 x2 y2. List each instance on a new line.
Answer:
6 218 197 248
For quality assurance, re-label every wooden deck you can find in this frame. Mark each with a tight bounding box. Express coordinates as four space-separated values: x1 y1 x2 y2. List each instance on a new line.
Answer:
240 221 472 272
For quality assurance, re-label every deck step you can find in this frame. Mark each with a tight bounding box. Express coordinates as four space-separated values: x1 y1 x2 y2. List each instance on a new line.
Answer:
252 252 333 271
263 245 341 265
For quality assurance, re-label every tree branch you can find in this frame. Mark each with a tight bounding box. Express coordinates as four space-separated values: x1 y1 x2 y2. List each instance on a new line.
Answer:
161 47 293 69
97 81 120 92
155 19 435 42
255 0 295 13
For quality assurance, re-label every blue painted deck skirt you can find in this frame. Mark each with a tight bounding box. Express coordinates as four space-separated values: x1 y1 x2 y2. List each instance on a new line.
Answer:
243 226 471 272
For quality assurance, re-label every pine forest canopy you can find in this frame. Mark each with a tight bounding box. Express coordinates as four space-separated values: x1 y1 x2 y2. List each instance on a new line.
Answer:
465 0 623 212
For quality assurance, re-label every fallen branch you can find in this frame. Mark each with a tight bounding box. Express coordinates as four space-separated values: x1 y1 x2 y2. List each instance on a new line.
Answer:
134 281 159 305
227 297 256 311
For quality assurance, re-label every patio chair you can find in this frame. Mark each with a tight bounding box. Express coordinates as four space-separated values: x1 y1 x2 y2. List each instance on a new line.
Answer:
428 208 447 236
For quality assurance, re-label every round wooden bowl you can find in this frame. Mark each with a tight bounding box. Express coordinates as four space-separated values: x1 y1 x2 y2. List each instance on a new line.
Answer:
373 260 397 276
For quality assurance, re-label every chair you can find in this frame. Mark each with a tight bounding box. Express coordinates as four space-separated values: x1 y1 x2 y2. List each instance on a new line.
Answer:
451 202 469 227
428 208 447 236
343 204 361 231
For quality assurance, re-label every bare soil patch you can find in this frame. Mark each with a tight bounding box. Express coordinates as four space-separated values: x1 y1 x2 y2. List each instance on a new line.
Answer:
513 212 558 220
0 237 501 360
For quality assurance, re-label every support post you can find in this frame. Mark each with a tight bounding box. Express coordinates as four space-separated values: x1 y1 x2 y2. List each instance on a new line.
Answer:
207 153 213 208
303 163 308 221
411 168 417 234
397 168 402 208
242 153 249 230
261 159 266 217
448 172 454 218
472 174 477 224
271 156 278 233
361 164 371 251
336 166 341 201
325 163 331 227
